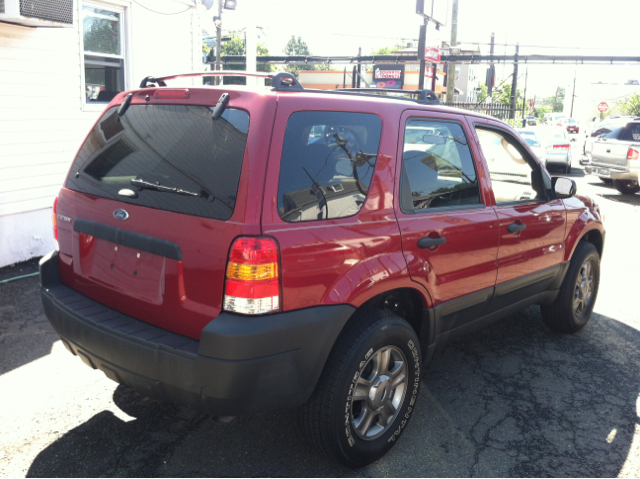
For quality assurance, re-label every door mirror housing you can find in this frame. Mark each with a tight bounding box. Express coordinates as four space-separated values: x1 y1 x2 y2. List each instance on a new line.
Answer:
553 177 577 198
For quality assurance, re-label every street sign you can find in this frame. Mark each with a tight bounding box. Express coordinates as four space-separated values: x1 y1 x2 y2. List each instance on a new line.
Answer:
425 47 440 64
598 102 609 113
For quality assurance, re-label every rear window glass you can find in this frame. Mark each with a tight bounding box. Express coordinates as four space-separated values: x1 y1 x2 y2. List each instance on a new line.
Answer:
277 111 381 222
621 123 640 141
66 105 249 221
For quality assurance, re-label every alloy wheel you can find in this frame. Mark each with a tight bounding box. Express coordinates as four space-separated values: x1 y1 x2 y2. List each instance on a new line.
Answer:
573 259 594 318
350 345 408 440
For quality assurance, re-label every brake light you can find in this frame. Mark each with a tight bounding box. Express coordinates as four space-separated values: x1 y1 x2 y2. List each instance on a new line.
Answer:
627 148 639 160
52 196 59 248
223 237 281 315
553 144 570 150
153 89 190 99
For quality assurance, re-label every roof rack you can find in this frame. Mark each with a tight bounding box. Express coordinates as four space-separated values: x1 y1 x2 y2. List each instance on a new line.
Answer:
138 71 440 105
139 71 303 91
331 88 440 104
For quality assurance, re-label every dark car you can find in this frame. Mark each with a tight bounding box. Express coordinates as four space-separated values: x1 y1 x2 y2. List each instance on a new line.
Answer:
41 72 605 467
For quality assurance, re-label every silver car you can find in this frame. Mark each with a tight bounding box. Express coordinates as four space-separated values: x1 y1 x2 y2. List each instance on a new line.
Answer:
586 119 640 194
537 126 572 174
517 128 546 163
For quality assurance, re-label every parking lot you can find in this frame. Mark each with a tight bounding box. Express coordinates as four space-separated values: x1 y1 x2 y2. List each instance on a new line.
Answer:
1 137 640 477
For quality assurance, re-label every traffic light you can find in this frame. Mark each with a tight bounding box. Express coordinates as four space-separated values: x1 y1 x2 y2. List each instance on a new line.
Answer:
416 0 425 15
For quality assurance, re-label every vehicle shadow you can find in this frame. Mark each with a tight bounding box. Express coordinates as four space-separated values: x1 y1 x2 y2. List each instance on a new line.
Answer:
27 307 640 477
598 193 640 206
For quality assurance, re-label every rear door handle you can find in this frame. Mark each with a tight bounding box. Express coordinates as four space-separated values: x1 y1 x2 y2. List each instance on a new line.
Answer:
507 223 527 234
606 149 611 153
418 236 447 249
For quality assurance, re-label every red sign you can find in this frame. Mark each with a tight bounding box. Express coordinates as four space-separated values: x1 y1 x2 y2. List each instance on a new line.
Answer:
424 66 434 79
424 47 440 64
598 102 609 113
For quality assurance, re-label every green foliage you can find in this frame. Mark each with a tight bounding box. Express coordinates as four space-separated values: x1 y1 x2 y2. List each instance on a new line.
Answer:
370 44 403 56
534 105 551 120
617 93 640 116
475 82 524 108
209 33 273 85
282 36 332 78
540 87 565 113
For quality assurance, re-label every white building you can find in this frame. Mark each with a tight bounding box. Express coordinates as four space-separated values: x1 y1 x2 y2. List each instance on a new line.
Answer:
0 0 203 268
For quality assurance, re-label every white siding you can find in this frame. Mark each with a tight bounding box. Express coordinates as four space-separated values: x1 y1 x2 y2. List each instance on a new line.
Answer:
0 0 200 268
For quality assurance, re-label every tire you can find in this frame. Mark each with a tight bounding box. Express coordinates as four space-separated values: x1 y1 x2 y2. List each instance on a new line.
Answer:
613 179 640 195
565 163 571 175
300 309 421 468
541 242 600 333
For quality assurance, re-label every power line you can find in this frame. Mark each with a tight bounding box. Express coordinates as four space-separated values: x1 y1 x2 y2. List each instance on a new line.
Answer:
131 0 192 15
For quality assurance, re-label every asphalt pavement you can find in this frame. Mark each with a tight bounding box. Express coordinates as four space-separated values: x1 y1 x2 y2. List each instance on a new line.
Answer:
1 136 640 477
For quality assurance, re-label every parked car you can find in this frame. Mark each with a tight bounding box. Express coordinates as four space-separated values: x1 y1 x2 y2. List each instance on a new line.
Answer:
40 72 605 467
562 118 580 134
543 112 567 126
586 118 640 194
517 128 546 163
525 115 537 126
537 126 573 174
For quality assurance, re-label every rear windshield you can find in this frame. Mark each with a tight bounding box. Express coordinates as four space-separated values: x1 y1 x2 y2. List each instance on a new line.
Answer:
65 104 249 221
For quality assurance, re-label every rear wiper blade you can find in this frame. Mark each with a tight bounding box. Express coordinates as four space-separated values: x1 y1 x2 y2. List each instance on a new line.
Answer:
131 178 203 198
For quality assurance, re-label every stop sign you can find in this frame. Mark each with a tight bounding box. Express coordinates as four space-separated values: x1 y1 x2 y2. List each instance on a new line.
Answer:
598 102 609 113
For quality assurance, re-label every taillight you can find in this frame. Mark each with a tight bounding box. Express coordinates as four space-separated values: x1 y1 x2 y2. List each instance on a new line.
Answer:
223 236 281 315
52 196 59 250
553 144 570 150
627 148 639 160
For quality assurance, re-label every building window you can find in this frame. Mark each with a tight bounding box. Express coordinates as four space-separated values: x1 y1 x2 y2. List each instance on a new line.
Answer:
83 4 125 103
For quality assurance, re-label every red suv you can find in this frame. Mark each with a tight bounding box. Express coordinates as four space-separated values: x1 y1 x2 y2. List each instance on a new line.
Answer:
40 72 605 467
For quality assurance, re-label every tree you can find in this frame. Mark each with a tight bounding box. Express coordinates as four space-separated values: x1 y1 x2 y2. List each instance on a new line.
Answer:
210 33 274 85
282 36 331 78
476 82 524 108
370 44 403 56
617 93 640 116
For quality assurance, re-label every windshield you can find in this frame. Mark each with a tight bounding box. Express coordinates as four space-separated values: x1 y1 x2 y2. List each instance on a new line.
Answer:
66 104 249 221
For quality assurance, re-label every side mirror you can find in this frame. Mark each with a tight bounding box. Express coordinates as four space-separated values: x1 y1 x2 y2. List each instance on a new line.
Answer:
553 177 577 199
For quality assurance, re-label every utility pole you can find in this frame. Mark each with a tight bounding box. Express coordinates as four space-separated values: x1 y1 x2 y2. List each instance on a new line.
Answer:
445 0 458 102
570 68 577 117
522 66 528 118
552 85 559 112
509 43 519 119
215 0 222 85
418 18 428 90
357 47 362 88
487 32 495 103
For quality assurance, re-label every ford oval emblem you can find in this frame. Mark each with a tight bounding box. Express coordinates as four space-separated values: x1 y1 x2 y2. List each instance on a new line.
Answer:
113 209 129 221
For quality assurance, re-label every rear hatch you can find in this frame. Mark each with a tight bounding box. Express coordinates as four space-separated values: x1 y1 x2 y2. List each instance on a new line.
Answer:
592 122 640 167
55 89 275 339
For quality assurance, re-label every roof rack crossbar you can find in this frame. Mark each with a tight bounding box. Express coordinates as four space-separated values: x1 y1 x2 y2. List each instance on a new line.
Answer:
139 71 303 92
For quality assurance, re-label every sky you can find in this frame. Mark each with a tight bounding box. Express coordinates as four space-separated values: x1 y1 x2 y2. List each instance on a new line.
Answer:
202 0 640 99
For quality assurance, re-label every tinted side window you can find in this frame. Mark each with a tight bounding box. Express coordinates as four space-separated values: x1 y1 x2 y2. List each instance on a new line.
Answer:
620 123 640 141
277 111 381 222
400 120 480 211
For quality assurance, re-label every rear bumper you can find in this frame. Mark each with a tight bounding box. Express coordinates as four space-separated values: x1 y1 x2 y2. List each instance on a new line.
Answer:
585 162 637 181
40 251 354 416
